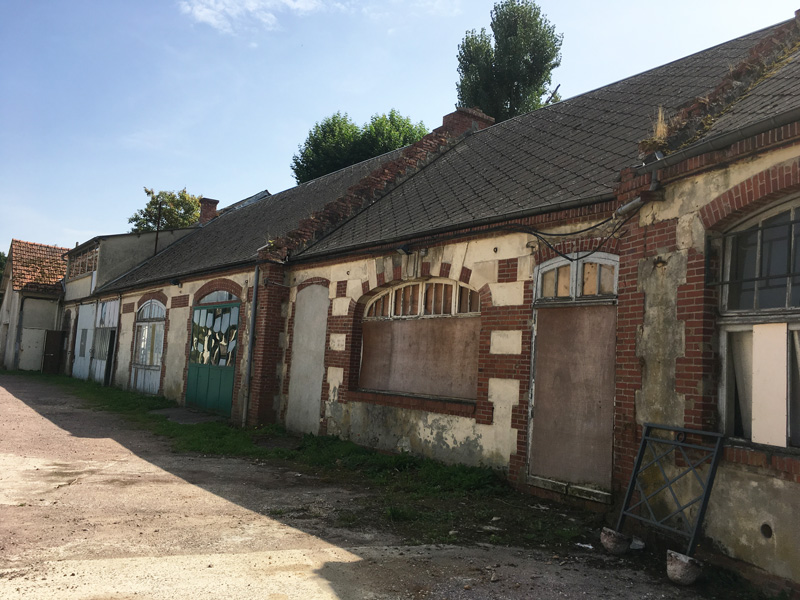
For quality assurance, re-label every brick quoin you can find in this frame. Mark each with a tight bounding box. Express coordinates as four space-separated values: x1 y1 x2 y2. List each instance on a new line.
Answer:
171 294 189 308
497 258 518 283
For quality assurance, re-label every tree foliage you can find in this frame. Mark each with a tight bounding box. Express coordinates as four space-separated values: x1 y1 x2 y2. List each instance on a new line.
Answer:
291 110 427 184
457 0 562 122
128 187 202 233
0 251 6 275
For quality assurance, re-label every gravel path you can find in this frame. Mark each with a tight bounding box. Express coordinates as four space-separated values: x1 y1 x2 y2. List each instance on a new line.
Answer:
0 374 701 599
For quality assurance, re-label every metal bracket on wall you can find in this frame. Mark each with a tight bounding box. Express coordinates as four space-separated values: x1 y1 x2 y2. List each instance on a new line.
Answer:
615 423 724 557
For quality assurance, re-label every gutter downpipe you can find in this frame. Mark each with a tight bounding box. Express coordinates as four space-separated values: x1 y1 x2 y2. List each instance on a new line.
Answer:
241 263 260 428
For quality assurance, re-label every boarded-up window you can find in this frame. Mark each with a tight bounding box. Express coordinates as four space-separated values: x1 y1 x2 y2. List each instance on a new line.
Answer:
361 280 480 400
536 253 618 301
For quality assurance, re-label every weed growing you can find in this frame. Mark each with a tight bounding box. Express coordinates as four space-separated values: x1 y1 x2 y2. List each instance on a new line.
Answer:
1 372 779 599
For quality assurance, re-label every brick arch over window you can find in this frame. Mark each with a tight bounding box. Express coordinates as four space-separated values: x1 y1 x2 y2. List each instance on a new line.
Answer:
194 278 243 304
700 156 800 231
356 274 491 307
533 238 620 265
137 290 168 308
297 277 330 292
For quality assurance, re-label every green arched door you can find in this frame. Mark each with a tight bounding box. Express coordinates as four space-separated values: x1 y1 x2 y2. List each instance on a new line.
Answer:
186 302 239 417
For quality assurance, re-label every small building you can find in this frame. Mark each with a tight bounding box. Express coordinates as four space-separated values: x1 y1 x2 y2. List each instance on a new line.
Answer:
62 228 195 384
0 239 68 371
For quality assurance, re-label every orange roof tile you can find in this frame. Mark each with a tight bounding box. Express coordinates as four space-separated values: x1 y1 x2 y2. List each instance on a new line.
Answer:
9 239 69 295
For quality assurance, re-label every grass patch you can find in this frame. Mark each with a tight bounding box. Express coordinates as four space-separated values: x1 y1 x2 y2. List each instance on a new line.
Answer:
1 371 780 599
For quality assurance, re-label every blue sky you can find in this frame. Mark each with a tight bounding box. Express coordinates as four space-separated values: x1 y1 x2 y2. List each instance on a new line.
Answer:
1 0 797 254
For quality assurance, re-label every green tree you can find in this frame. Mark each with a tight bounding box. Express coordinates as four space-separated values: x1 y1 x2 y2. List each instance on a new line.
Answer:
291 110 427 184
128 187 202 233
0 250 6 275
456 0 562 122
357 110 428 159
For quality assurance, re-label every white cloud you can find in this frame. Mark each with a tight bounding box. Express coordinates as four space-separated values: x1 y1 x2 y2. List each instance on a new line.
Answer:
178 0 324 34
361 0 463 20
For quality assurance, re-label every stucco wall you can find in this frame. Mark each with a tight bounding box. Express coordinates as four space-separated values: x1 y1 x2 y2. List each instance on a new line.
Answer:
64 275 92 302
114 270 254 411
0 283 20 369
96 230 194 290
706 463 800 581
21 298 59 330
325 377 518 468
636 144 800 583
283 232 539 469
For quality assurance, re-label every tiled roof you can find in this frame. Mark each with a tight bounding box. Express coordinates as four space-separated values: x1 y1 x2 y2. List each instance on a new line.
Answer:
704 45 800 139
99 147 406 292
8 239 68 294
299 19 800 257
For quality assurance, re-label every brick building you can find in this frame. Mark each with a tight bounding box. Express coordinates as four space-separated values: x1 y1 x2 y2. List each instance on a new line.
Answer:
62 11 800 586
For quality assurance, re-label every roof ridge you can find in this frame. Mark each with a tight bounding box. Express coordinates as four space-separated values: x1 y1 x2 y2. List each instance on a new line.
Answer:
261 131 465 262
638 16 800 159
497 17 796 130
11 238 70 252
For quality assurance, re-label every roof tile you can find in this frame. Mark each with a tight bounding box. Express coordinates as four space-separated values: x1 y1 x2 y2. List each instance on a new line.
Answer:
8 239 68 294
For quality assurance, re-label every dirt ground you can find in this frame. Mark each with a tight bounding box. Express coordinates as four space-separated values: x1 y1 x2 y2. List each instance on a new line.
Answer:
0 374 710 599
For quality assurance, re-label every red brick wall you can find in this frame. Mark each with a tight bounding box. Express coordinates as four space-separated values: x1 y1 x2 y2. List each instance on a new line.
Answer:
237 264 288 425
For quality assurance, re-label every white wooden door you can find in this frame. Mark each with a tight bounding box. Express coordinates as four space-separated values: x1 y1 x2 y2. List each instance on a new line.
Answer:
72 304 96 380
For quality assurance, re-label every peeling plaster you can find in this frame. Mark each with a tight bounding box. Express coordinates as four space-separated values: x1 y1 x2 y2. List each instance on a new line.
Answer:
635 251 687 427
488 282 525 306
706 465 800 581
490 330 523 355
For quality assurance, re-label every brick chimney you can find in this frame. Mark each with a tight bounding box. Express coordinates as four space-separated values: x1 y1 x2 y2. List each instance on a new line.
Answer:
199 198 219 224
434 107 495 137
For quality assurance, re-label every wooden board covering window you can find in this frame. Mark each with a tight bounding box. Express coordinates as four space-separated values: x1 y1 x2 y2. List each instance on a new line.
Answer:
360 316 480 400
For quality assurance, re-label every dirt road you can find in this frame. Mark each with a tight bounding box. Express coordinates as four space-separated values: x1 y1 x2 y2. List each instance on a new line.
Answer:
0 374 705 599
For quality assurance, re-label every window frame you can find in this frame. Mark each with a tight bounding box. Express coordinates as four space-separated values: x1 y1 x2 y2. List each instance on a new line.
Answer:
363 279 481 320
132 300 166 368
718 201 800 449
67 246 99 279
718 200 800 314
534 252 619 304
197 290 239 305
189 301 240 367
